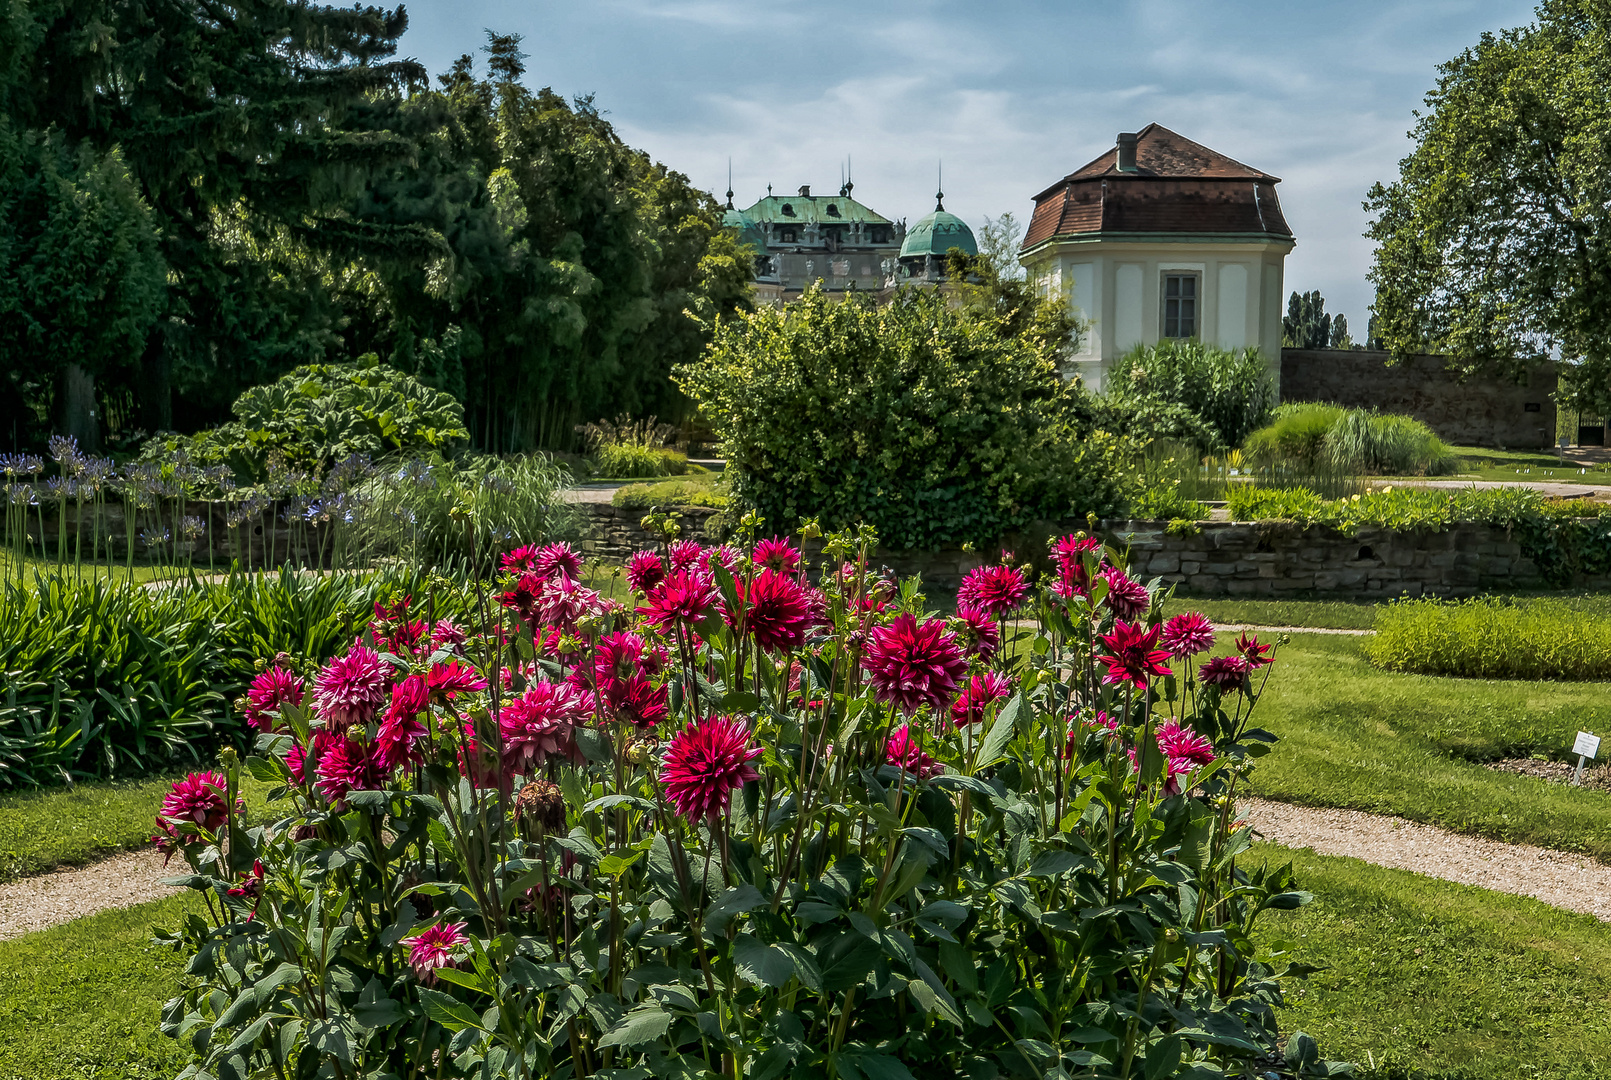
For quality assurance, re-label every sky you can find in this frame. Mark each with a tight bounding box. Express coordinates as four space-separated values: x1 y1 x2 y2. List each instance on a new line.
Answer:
397 0 1539 330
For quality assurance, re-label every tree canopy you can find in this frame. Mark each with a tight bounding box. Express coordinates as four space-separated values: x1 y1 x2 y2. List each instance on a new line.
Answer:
1365 0 1611 409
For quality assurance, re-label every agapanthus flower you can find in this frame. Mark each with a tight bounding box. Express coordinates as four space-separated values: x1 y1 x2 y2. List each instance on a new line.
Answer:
404 921 469 984
956 563 1029 618
862 614 969 715
626 550 666 593
243 666 304 732
427 660 487 701
1235 631 1276 668
532 541 583 581
159 772 228 833
638 569 717 633
1198 654 1250 692
950 671 1012 729
952 604 1000 663
500 682 590 774
727 568 812 652
313 645 390 732
666 540 704 574
1095 620 1172 688
753 536 801 574
659 715 762 821
1101 567 1151 620
287 731 343 786
885 724 942 780
315 736 387 807
1160 612 1216 658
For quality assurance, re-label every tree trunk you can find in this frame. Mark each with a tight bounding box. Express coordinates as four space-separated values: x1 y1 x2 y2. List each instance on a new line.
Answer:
56 363 101 452
138 329 172 432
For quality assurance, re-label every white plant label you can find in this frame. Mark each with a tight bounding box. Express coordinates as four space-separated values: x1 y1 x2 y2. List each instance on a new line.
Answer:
1573 731 1601 760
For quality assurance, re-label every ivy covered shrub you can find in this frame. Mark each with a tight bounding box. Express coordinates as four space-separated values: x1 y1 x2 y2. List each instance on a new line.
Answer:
678 286 1124 548
154 529 1348 1079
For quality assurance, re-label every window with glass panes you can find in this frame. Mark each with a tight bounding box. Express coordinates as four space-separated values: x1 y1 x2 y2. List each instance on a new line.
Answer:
1162 274 1198 338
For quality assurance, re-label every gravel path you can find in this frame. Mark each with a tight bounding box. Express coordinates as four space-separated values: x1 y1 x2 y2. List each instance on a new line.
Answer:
0 849 180 941
1212 623 1372 636
1240 795 1611 921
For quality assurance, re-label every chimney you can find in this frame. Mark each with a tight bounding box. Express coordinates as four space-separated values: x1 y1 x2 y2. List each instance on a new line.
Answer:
798 184 811 198
1116 132 1139 172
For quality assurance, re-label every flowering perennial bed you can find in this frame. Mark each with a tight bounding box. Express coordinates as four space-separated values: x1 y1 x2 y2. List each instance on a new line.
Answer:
150 525 1348 1078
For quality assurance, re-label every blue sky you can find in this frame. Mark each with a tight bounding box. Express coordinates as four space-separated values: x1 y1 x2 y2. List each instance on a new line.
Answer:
398 0 1538 331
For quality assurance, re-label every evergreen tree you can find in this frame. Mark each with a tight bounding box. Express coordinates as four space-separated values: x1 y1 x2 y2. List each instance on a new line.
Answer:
1282 290 1332 350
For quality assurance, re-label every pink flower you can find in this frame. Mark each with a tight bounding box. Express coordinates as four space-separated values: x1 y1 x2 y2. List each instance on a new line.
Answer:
727 569 812 652
1160 612 1216 658
660 715 762 821
500 682 590 775
371 597 427 655
313 645 391 733
149 817 181 865
502 544 541 574
287 730 342 786
666 540 704 574
957 563 1029 618
753 536 801 574
1157 721 1216 767
702 545 740 575
535 575 605 634
1101 567 1150 620
1095 621 1172 688
315 736 386 807
1199 654 1250 692
885 724 942 780
950 672 1012 729
1235 631 1276 669
227 859 267 900
626 550 666 593
1062 710 1117 759
244 666 304 732
953 604 1000 662
427 660 487 701
404 921 468 984
374 675 429 771
431 619 468 648
862 614 969 715
160 771 228 832
1050 535 1102 576
599 674 668 729
499 573 544 630
532 542 583 582
638 569 717 634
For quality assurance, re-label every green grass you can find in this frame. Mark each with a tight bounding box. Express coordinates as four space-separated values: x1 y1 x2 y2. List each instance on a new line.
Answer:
0 893 197 1079
612 472 729 510
1170 596 1382 630
0 772 273 884
1369 596 1611 680
1246 633 1611 858
1434 445 1611 486
1258 842 1611 1079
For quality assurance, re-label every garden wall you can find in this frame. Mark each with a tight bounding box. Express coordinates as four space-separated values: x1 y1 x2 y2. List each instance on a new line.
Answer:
1279 348 1556 449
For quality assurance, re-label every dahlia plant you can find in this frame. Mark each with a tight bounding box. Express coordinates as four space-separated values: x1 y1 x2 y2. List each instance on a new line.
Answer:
155 529 1348 1079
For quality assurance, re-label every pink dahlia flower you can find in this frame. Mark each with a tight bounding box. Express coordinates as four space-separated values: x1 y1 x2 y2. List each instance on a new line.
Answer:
532 541 583 582
862 614 969 715
727 569 812 652
501 544 540 574
227 859 267 901
626 550 666 594
599 674 668 730
431 619 468 648
953 604 1000 662
149 817 181 865
535 575 605 634
638 569 717 633
950 672 1012 729
371 597 427 655
1235 631 1276 668
427 660 487 701
374 675 430 771
701 545 740 575
500 681 590 775
570 632 665 690
404 921 468 984
885 724 942 780
1199 654 1250 692
1101 567 1151 620
1160 612 1216 658
160 771 228 833
1095 620 1172 689
286 730 342 786
660 715 762 821
499 573 543 630
313 645 390 733
244 666 304 732
666 540 704 574
1050 534 1102 576
753 536 801 574
956 563 1029 618
315 735 386 807
1157 721 1216 767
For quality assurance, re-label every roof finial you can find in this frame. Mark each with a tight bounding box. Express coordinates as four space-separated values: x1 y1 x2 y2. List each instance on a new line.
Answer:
935 160 944 212
725 158 734 209
845 154 853 196
767 182 772 197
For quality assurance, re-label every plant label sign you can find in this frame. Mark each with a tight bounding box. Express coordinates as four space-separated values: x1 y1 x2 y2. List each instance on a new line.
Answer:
1574 731 1601 759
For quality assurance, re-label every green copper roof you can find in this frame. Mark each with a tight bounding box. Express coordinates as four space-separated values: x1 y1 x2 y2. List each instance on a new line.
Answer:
899 199 978 258
742 191 892 227
722 206 767 251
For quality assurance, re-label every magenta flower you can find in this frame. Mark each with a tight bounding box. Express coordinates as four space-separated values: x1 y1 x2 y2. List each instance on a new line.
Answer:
957 563 1029 618
502 544 541 574
1101 567 1151 620
315 736 386 807
404 921 469 984
500 682 590 775
1235 631 1276 668
1157 721 1216 767
666 539 704 574
626 550 666 594
862 614 969 715
371 597 427 655
427 660 487 701
950 672 1012 729
885 724 942 780
600 674 668 729
244 666 304 732
660 715 762 821
227 860 267 901
1050 534 1102 576
1096 621 1172 689
1160 612 1216 658
753 536 801 574
727 569 812 652
431 619 468 648
149 817 181 865
535 575 605 634
1199 654 1250 692
313 645 391 733
374 675 430 771
702 545 740 575
532 541 583 582
638 569 717 634
159 771 228 833
953 604 1000 662
286 730 342 786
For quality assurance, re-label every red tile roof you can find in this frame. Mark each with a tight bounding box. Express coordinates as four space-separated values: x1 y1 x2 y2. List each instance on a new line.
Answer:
1022 124 1293 251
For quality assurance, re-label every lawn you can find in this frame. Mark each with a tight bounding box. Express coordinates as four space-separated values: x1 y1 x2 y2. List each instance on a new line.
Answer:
1258 842 1611 1080
1427 445 1611 486
1166 591 1611 632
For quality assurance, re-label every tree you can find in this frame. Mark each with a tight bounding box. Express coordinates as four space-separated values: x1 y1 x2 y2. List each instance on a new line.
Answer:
1282 290 1332 350
1366 0 1611 410
944 212 1083 368
1328 313 1355 350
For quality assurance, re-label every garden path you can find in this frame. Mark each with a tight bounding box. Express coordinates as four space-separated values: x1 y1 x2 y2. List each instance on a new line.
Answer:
561 484 624 504
1240 796 1611 922
1211 624 1371 637
0 848 177 942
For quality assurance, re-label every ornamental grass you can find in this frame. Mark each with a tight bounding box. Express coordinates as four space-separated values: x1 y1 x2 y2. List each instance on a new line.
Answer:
150 528 1347 1078
1368 596 1611 681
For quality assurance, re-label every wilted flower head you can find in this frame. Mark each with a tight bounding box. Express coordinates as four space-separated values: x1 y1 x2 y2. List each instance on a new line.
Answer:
516 779 568 832
862 614 969 715
660 715 762 821
753 535 801 574
1160 612 1216 659
159 772 228 833
957 563 1029 618
1235 631 1276 668
726 569 812 652
1101 567 1150 620
500 682 590 775
950 671 1012 729
244 666 304 732
626 549 666 593
885 724 942 780
638 569 717 634
313 645 391 732
404 921 468 984
1198 654 1250 692
1095 621 1171 689
227 860 267 901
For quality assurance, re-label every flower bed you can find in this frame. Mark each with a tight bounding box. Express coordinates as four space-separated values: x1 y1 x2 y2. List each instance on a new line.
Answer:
151 533 1347 1078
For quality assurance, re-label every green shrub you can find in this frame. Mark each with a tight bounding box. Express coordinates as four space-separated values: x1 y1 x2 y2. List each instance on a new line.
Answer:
679 286 1124 547
1105 339 1277 449
1081 393 1225 453
612 475 730 510
1368 596 1611 680
1244 403 1345 469
593 442 687 478
1244 405 1456 476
